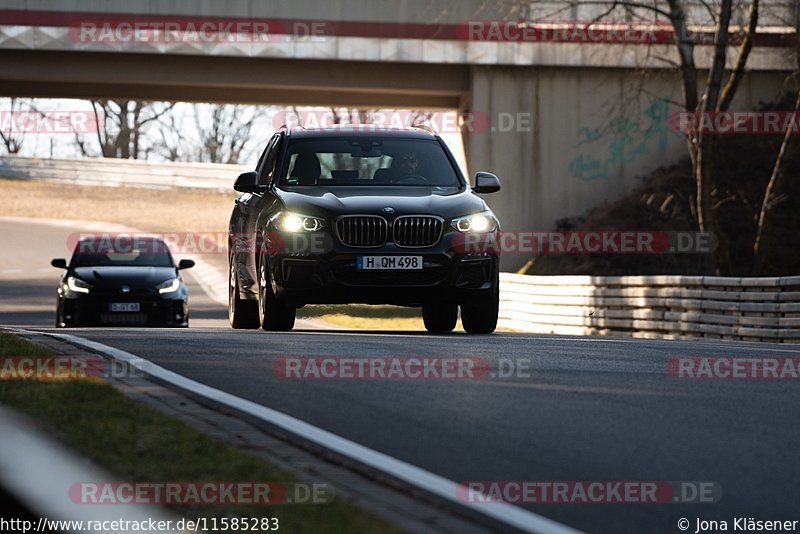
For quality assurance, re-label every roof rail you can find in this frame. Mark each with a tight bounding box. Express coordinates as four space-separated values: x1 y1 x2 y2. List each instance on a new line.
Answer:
277 124 305 132
410 124 436 135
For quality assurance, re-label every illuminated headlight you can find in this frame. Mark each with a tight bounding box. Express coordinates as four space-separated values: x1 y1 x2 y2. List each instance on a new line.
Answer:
451 212 497 233
66 276 91 294
156 278 181 294
276 212 325 232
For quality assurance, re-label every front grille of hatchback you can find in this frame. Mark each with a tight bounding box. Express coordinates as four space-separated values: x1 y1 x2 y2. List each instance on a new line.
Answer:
100 313 148 325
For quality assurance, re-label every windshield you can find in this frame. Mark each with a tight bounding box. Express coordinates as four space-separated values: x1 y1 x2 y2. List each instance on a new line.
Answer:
71 237 174 267
278 138 462 187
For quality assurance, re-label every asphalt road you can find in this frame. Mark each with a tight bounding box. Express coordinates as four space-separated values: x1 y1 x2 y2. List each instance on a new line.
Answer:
2 218 800 534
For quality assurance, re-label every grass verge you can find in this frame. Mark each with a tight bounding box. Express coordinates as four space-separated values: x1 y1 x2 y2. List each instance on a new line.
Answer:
0 331 55 357
0 332 402 532
298 304 428 330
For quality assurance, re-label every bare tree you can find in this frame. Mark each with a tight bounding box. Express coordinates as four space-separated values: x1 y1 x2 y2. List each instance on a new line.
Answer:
74 100 174 159
0 97 30 154
192 104 265 165
155 109 188 162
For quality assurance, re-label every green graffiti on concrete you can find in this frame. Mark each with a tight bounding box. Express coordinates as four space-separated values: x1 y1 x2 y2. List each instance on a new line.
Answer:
568 99 677 182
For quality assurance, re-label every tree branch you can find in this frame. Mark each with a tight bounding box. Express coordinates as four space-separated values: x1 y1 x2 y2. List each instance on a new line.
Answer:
702 0 733 112
666 0 699 111
718 0 759 112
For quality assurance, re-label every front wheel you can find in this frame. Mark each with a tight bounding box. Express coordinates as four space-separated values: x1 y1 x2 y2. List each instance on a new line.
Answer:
229 258 259 329
460 272 499 334
258 255 296 332
422 303 458 332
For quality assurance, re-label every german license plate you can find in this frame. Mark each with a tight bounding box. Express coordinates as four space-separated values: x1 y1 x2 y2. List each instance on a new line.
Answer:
357 256 422 270
109 302 140 312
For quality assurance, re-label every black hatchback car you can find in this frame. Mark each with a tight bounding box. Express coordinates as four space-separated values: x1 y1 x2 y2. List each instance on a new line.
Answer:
228 126 501 333
52 235 194 327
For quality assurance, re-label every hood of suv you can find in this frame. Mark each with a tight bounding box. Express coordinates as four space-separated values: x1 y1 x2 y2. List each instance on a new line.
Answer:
275 186 488 219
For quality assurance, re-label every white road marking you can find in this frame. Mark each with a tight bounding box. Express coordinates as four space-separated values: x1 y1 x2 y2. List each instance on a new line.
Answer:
44 331 582 534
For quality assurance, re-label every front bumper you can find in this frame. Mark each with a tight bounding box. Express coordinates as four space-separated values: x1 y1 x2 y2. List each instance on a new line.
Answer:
58 293 189 327
263 230 499 307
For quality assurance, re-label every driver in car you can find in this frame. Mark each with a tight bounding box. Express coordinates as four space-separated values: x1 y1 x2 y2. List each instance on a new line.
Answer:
395 150 418 177
385 150 426 184
373 150 421 184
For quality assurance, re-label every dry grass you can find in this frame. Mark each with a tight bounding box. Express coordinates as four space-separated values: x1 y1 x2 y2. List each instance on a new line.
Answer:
0 178 235 271
299 304 427 330
0 178 235 232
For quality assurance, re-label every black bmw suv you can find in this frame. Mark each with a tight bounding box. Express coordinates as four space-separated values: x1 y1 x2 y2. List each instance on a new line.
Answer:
228 126 501 333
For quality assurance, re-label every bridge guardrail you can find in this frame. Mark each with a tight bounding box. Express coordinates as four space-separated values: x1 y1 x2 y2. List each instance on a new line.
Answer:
499 273 800 343
0 155 244 191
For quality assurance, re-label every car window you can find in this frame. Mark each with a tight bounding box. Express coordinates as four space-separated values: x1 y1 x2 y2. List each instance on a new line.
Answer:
71 238 174 267
258 134 282 186
278 138 462 187
254 145 269 177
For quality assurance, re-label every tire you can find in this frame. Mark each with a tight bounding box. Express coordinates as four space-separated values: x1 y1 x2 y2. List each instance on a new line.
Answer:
422 302 458 332
257 254 296 332
460 271 499 334
228 257 259 329
55 300 71 328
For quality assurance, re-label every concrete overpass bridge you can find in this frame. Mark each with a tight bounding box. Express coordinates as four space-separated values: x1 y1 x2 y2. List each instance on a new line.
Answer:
0 1 796 269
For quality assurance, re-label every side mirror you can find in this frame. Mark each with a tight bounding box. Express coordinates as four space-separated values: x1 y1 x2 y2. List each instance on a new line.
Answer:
473 172 501 194
233 171 262 193
178 259 195 270
51 258 67 269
